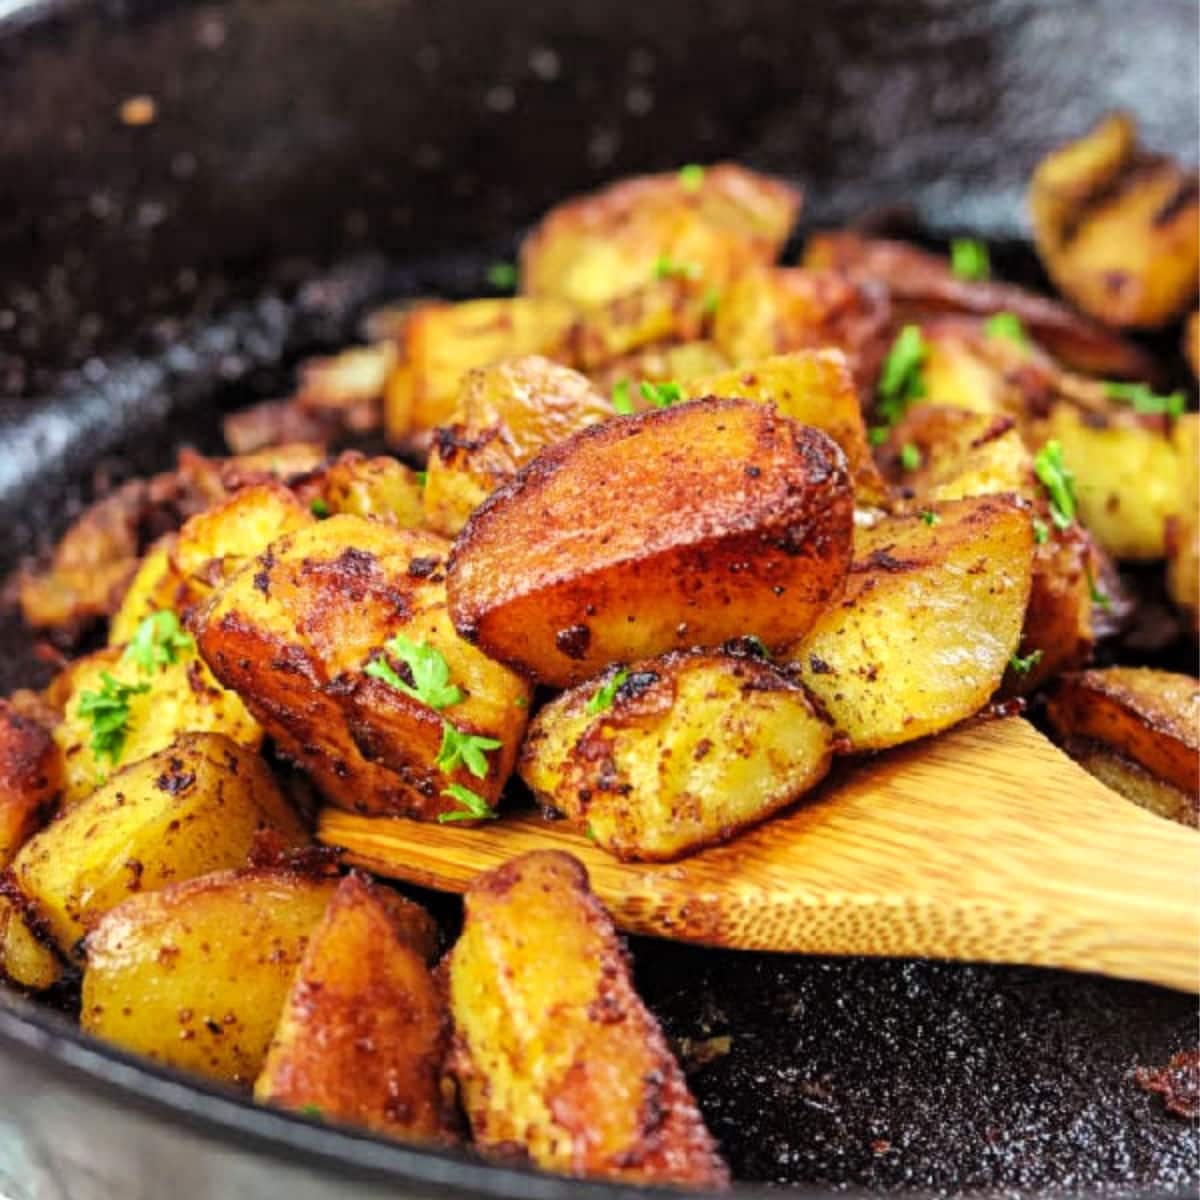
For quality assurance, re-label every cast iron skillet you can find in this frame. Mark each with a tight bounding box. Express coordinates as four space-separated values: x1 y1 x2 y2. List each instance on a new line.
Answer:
0 2 1197 1196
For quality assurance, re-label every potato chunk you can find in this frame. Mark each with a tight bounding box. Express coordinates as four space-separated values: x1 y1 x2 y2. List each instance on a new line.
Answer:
82 867 337 1084
788 496 1033 751
196 516 530 820
1029 112 1200 328
0 699 60 868
448 399 854 687
1166 414 1199 629
12 733 306 957
0 893 62 991
255 874 453 1142
448 850 728 1187
312 453 424 527
520 651 832 861
109 536 189 646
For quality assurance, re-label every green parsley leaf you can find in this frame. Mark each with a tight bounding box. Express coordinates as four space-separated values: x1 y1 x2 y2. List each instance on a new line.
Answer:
1086 565 1113 611
985 311 1028 346
640 380 683 408
436 722 502 779
587 668 630 715
124 610 194 675
437 784 496 823
652 255 701 281
876 325 928 429
899 442 922 472
701 287 721 318
1103 381 1185 418
309 497 330 518
77 671 151 765
678 163 705 192
612 378 634 415
300 1105 323 1118
950 238 990 281
1032 516 1050 545
486 261 518 291
920 510 940 526
1033 440 1076 531
514 695 529 709
583 823 598 841
414 470 428 488
365 636 463 710
1008 649 1044 675
868 425 889 447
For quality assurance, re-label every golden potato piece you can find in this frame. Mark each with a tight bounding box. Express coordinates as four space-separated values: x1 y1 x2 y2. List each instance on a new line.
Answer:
589 339 730 397
255 873 453 1142
448 850 728 1187
109 536 189 646
1054 740 1196 828
521 163 799 307
684 350 887 503
1186 312 1200 380
448 399 854 688
1166 414 1199 629
12 733 306 957
788 496 1034 751
574 276 709 370
82 867 337 1084
1029 112 1200 328
520 650 832 861
0 892 62 991
0 699 61 868
424 356 611 537
294 342 395 433
196 516 530 820
314 453 424 527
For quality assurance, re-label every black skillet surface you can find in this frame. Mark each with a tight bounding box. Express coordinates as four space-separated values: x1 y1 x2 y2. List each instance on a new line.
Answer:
0 2 1197 1196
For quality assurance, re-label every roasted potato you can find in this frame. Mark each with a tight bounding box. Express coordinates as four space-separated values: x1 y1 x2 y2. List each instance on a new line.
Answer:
293 342 395 434
255 873 453 1141
196 515 531 820
1186 312 1200 380
82 867 338 1084
0 893 62 991
448 850 728 1187
311 452 424 527
520 650 833 861
0 699 61 868
573 276 709 369
423 356 611 538
1166 414 1199 629
11 733 306 957
108 536 189 646
448 399 854 688
520 163 799 308
1054 741 1196 828
588 339 731 397
1029 112 1200 328
787 496 1034 751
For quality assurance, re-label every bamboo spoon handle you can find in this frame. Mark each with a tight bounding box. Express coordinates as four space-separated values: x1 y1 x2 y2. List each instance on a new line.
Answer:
319 717 1200 991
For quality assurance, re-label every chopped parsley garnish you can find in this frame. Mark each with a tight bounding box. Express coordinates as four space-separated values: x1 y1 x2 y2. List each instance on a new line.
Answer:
920 510 940 526
1032 516 1050 545
874 324 928 438
436 723 502 779
1087 565 1113 611
1009 649 1044 675
985 311 1028 346
414 470 428 488
899 442 922 472
309 497 330 518
78 671 151 765
950 238 990 281
612 378 634 415
586 668 630 715
438 784 496 823
1103 381 1185 418
125 610 193 675
701 287 721 317
678 163 705 192
486 261 518 291
652 255 701 281
365 636 463 710
640 380 683 408
300 1105 323 1118
584 822 598 841
868 426 889 447
1033 440 1076 531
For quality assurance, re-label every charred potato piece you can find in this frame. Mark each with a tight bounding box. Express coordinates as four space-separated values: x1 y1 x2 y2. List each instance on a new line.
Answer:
0 699 61 868
1166 414 1199 629
312 453 424 527
11 733 306 957
520 651 833 861
448 399 854 688
1047 669 1199 800
1029 112 1200 328
82 867 337 1084
424 357 612 538
196 516 530 820
684 350 887 503
788 496 1034 751
109 536 190 646
521 163 799 308
448 850 728 1187
255 873 453 1142
0 893 62 990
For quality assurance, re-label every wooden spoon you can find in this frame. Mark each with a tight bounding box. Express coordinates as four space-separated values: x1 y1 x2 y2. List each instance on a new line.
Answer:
318 716 1200 992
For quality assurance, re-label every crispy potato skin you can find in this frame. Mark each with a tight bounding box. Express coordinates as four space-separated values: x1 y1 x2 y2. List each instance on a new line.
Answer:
1047 668 1199 797
1165 414 1199 629
11 733 306 957
82 867 337 1084
448 851 728 1187
255 874 454 1141
788 496 1034 751
520 651 833 861
196 516 530 819
0 700 61 868
448 399 854 688
1057 738 1197 828
684 350 887 503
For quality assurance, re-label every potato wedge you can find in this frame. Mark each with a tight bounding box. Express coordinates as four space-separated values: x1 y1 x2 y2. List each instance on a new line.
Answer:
196 516 530 820
1166 414 1199 629
448 850 728 1187
448 399 854 688
0 699 61 868
788 496 1034 750
82 867 337 1084
255 873 453 1141
12 733 306 957
520 650 832 861
109 536 189 646
0 891 62 991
